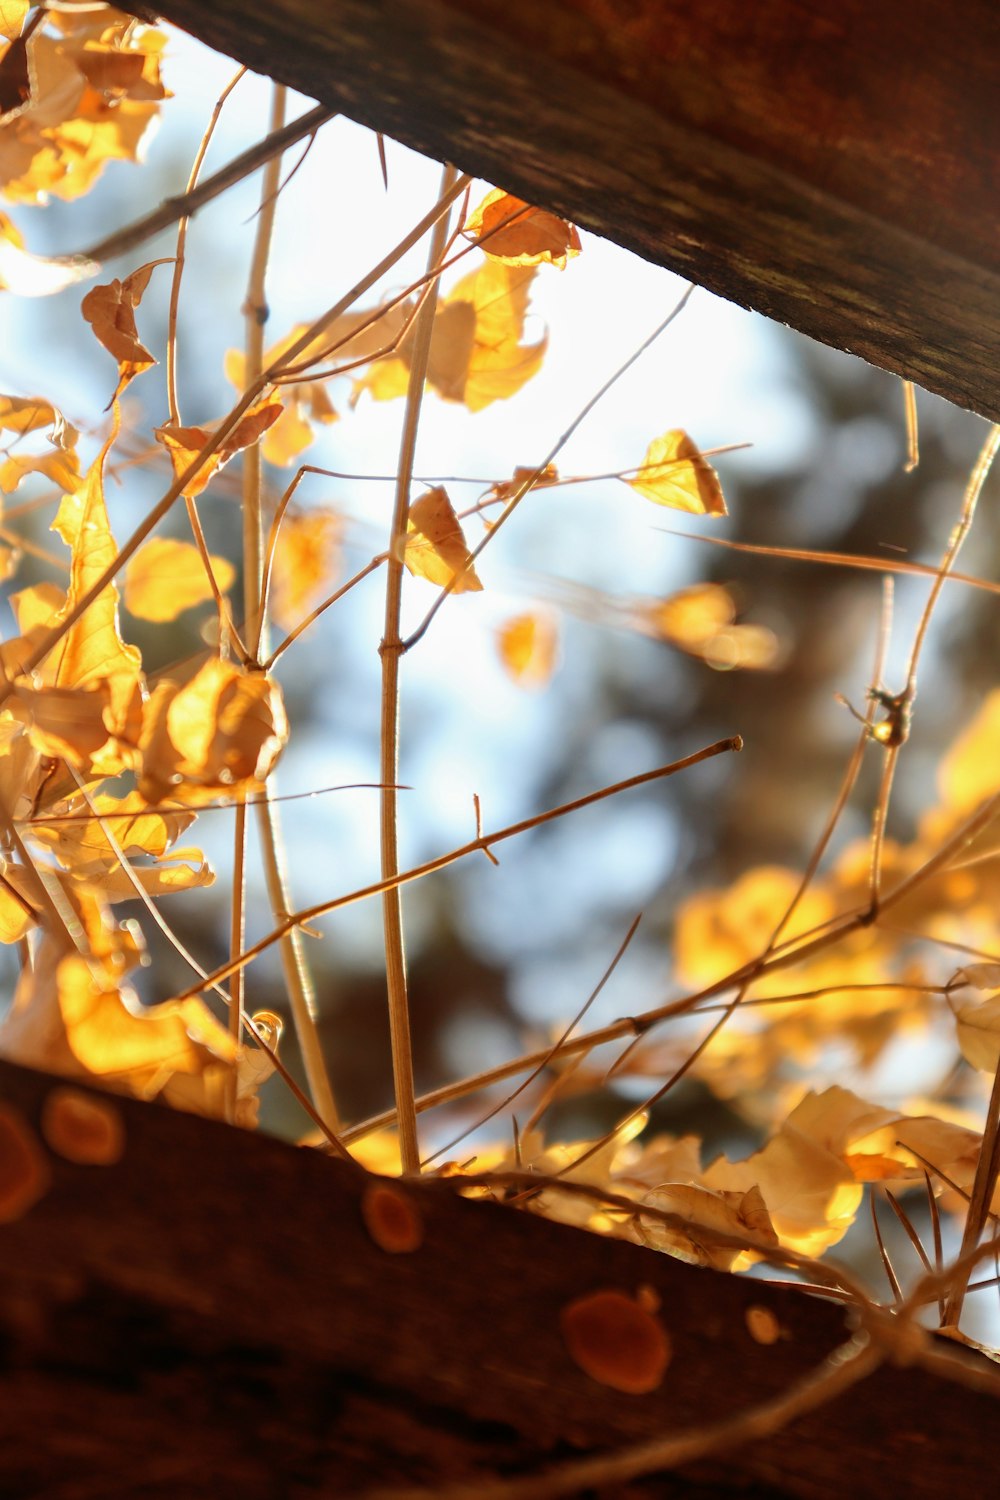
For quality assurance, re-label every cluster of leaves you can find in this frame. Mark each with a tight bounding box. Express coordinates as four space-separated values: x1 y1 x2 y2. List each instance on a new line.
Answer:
2 3 1000 1353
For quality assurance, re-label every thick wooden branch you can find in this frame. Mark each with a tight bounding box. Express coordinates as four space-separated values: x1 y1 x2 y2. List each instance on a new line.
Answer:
1 1059 998 1496
135 0 1000 421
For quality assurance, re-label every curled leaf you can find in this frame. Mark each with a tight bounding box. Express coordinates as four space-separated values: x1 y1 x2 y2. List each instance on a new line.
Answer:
81 261 160 394
139 659 288 806
628 429 727 516
155 396 284 499
464 188 581 269
403 486 482 593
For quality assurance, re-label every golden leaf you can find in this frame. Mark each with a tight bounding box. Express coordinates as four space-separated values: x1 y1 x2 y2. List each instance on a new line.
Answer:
639 1181 778 1270
628 429 727 516
154 395 284 499
496 610 559 687
0 4 28 44
7 679 115 765
81 261 159 395
0 946 235 1116
675 865 834 989
0 390 74 442
955 994 1000 1073
464 188 581 269
0 212 96 293
0 19 167 205
31 788 196 869
937 689 1000 817
48 442 144 776
139 658 288 806
124 537 235 622
0 445 79 493
354 259 546 412
268 507 343 630
403 486 482 592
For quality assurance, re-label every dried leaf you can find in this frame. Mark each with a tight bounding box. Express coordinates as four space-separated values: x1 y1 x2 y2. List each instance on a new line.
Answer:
0 391 74 443
139 658 288 806
0 20 167 205
496 610 559 687
639 1182 778 1270
81 261 159 395
628 429 727 516
48 443 144 775
124 537 235 622
354 259 546 412
0 445 79 493
225 345 339 464
0 944 236 1117
0 32 31 120
403 486 482 592
464 188 581 269
154 396 284 499
956 994 1000 1073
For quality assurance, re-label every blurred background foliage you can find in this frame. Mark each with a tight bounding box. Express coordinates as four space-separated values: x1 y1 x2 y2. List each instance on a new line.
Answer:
0 23 992 1185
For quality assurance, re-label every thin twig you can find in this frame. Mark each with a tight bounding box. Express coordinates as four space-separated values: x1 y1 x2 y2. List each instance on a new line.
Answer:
379 163 458 1172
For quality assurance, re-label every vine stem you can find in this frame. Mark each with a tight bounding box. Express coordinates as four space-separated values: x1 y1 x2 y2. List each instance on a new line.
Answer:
380 163 458 1173
240 84 341 1131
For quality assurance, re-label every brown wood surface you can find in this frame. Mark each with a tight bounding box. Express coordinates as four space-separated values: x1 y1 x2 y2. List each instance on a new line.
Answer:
127 0 999 420
1 1058 998 1497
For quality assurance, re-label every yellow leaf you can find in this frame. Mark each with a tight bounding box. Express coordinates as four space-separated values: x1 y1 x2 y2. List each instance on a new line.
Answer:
639 1182 778 1270
80 261 160 395
139 659 289 806
643 583 734 651
7 680 114 766
154 396 284 499
124 537 235 622
0 946 235 1117
0 4 27 43
268 508 343 631
464 188 581 269
937 689 1000 817
955 993 1000 1073
0 445 79 493
0 391 74 443
353 259 546 412
0 212 96 294
0 865 36 943
31 788 196 870
703 1119 862 1257
628 429 727 516
675 866 834 989
403 486 482 592
496 610 559 687
48 443 144 776
0 22 167 205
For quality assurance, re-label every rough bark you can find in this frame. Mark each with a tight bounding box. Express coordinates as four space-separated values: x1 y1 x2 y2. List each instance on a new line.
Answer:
130 0 1000 420
1 1059 998 1497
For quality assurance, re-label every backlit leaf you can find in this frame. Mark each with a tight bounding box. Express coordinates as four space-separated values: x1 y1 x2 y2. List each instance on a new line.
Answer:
154 396 284 498
955 993 1000 1073
464 188 581 269
403 486 482 592
628 429 727 516
139 658 289 806
124 537 235 622
0 4 27 44
48 441 144 775
0 445 79 493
